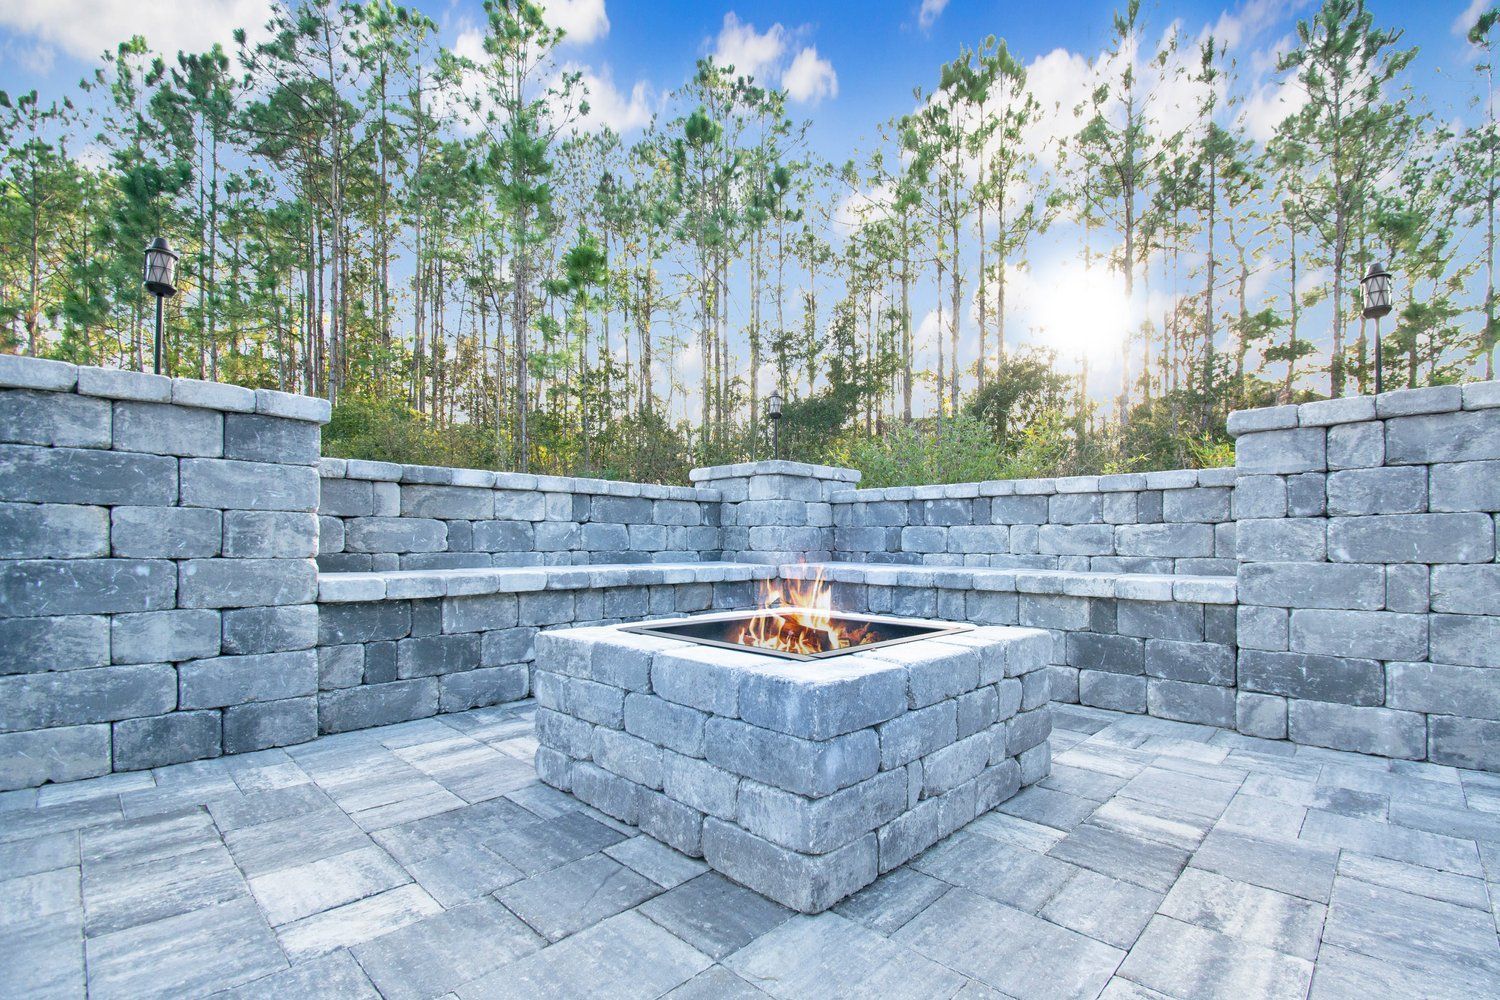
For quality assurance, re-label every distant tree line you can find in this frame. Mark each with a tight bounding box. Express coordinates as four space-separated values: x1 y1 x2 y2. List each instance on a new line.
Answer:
2 0 1497 485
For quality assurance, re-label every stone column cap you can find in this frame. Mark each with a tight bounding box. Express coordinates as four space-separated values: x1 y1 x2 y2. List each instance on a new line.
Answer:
689 460 862 484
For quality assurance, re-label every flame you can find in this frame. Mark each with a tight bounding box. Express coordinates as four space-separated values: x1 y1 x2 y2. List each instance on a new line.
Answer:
729 567 877 656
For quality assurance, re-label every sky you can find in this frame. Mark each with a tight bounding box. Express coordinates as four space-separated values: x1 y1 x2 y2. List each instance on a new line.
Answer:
0 0 1493 406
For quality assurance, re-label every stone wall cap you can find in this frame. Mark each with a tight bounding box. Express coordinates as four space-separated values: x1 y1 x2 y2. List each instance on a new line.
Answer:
0 353 77 391
789 561 1232 605
254 387 332 423
1226 404 1299 437
318 561 777 603
1374 384 1463 418
1462 380 1500 410
1299 395 1375 427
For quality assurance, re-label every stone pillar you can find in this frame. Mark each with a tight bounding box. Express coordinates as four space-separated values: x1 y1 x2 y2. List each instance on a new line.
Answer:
0 355 329 789
1228 382 1500 767
689 460 860 565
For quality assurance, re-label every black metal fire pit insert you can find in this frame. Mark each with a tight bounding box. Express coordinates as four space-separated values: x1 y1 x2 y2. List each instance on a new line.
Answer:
621 608 973 662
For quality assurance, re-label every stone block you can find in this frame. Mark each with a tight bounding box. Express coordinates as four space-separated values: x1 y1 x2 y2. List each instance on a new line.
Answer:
113 711 221 769
738 658 908 740
1238 649 1384 705
1163 487 1231 523
178 649 317 709
0 615 109 674
481 627 535 667
564 676 627 728
1326 467 1427 516
320 478 374 517
1021 669 1050 709
0 662 176 732
1114 523 1214 558
1065 632 1144 674
222 604 317 655
593 727 664 789
254 388 330 423
318 678 438 733
222 511 318 558
990 495 1049 525
878 701 957 769
1384 564 1429 613
1387 661 1500 720
0 502 108 559
1019 594 1090 631
439 664 528 712
1430 614 1500 668
1235 692 1287 739
1144 639 1235 685
702 820 877 914
77 367 171 402
1117 600 1203 642
706 718 879 798
223 414 319 465
317 645 364 690
1326 421 1384 470
956 686 998 738
1327 513 1494 564
1037 525 1114 555
1146 678 1235 727
0 443 176 505
440 594 518 634
0 558 175 617
396 634 481 678
111 506 221 559
0 389 110 447
1236 605 1288 651
1430 565 1500 615
1236 518 1326 562
1289 609 1427 661
1300 395 1375 426
173 378 256 412
1004 708 1052 757
1285 474 1326 516
112 609 221 664
921 733 990 797
180 458 318 512
1385 409 1500 464
345 517 447 554
637 790 705 856
593 496 653 523
319 601 410 644
1227 405 1299 435
1238 562 1385 610
1049 493 1104 524
1429 460 1500 512
1427 716 1500 770
568 762 645 824
1287 701 1425 759
1376 384 1463 417
1234 477 1287 520
223 697 318 753
947 525 1010 554
1236 428 1326 475
517 591 574 626
114 401 223 457
738 769 906 854
625 693 706 757
178 558 317 609
0 724 110 791
1080 671 1147 713
661 752 739 820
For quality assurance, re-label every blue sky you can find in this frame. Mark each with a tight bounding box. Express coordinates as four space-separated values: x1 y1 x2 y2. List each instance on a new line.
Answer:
1 0 1493 406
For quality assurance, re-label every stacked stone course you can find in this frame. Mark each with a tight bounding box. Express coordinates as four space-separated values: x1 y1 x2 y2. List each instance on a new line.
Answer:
318 459 720 571
1229 382 1500 767
829 468 1237 576
0 355 329 789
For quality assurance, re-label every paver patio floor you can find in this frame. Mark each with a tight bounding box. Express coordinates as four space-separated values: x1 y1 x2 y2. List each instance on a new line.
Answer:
4 701 1500 999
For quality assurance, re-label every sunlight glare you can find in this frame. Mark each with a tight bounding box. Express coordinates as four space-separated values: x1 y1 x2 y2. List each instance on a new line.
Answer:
1030 262 1133 363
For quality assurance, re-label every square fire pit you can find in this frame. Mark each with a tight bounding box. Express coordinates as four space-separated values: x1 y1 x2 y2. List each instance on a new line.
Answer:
532 609 1054 912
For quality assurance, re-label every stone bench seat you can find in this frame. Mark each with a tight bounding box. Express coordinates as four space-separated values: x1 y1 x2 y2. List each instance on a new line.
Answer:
786 562 1236 604
318 561 780 603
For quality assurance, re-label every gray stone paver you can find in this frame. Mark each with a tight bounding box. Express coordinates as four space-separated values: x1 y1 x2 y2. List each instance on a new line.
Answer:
3 700 1499 999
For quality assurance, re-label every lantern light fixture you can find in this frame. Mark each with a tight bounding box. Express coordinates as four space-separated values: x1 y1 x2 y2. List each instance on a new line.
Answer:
142 237 179 375
1361 261 1394 395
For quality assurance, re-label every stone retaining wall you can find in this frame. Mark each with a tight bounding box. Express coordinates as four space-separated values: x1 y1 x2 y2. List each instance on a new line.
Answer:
318 459 721 572
829 468 1237 576
1230 383 1500 767
0 355 329 789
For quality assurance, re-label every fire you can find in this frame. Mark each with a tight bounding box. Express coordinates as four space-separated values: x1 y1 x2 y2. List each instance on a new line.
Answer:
729 568 877 656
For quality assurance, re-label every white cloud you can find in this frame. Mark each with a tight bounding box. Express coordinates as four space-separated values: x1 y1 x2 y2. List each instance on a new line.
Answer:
713 12 787 83
834 182 895 231
540 0 610 45
783 47 837 105
569 63 654 134
1456 0 1489 37
0 0 273 59
1238 75 1306 143
918 0 950 31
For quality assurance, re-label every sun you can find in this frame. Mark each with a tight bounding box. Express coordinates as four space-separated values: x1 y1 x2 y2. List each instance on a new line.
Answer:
1029 260 1134 364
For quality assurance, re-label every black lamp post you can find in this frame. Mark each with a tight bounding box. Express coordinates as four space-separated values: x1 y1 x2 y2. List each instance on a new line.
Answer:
767 389 784 460
1361 261 1393 396
143 237 179 375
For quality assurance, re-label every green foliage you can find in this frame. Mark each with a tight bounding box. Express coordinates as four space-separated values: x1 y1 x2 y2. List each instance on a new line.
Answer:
323 396 507 469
